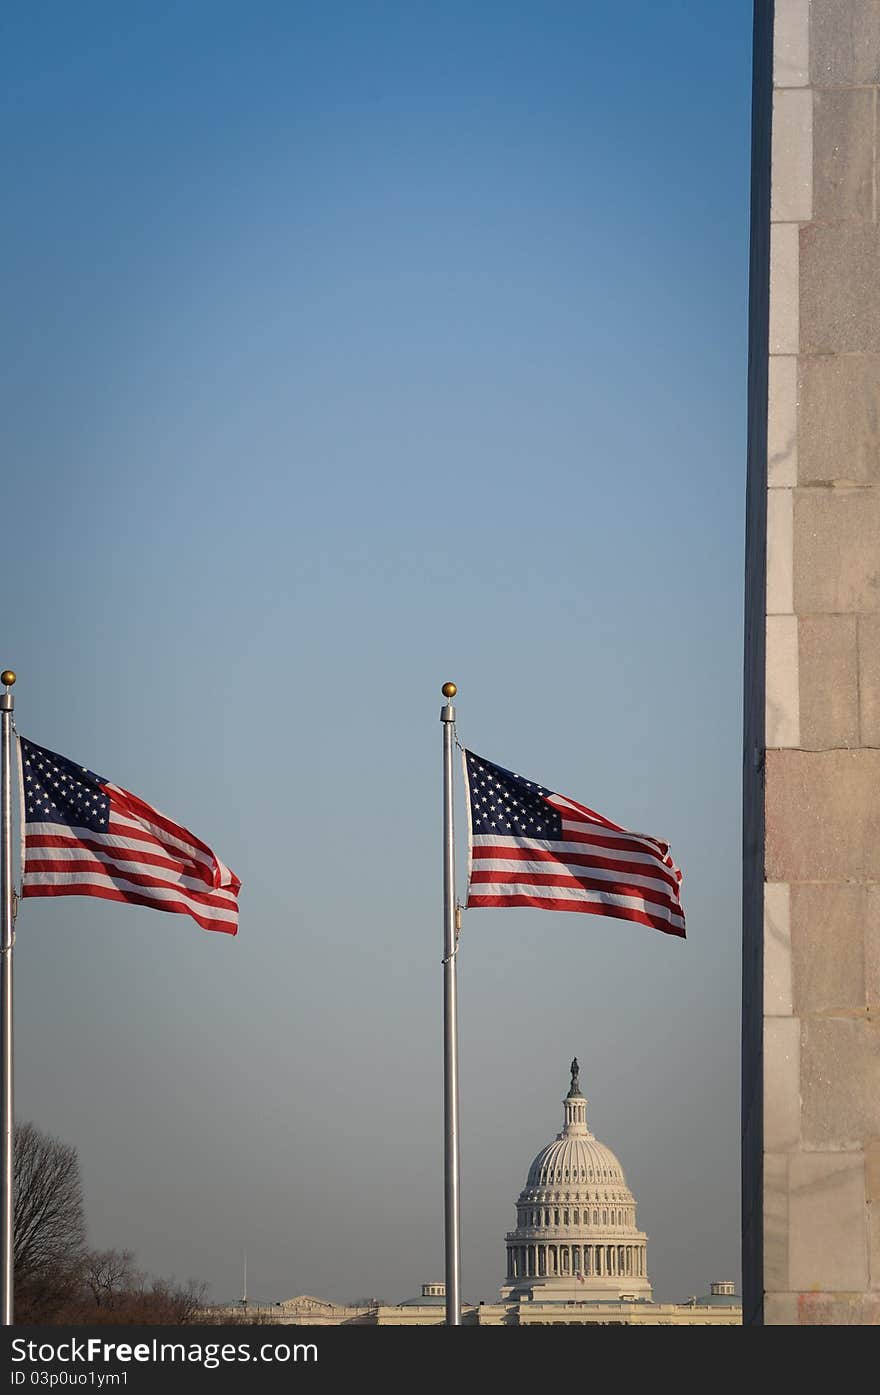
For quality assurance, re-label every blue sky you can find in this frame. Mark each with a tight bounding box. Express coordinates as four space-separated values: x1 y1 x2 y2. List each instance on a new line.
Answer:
4 1 752 1304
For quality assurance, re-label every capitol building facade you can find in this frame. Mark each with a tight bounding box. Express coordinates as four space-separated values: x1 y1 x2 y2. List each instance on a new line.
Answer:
221 1061 740 1327
500 1059 652 1304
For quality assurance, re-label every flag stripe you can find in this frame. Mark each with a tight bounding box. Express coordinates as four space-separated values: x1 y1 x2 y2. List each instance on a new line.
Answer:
557 823 669 858
27 811 223 879
468 876 685 930
469 870 682 916
25 831 217 885
105 811 226 881
472 826 670 859
470 842 681 891
466 891 685 936
23 852 238 904
21 869 238 920
106 783 220 864
20 881 238 934
468 859 680 903
551 794 670 851
547 793 625 830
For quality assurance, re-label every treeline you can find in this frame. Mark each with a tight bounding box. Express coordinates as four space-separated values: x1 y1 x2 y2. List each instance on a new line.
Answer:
14 1120 215 1325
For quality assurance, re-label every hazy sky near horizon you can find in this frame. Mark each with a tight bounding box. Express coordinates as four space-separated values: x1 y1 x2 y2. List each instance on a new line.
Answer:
4 1 751 1305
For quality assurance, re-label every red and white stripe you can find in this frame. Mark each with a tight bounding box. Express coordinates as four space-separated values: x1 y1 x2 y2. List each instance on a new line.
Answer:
464 783 685 939
22 782 239 935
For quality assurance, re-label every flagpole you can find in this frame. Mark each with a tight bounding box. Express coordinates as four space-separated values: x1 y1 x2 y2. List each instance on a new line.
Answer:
0 670 16 1327
440 682 461 1326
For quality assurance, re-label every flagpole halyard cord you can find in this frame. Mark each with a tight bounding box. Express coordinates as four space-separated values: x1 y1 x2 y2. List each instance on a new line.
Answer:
440 905 463 964
440 683 462 1326
0 670 17 1326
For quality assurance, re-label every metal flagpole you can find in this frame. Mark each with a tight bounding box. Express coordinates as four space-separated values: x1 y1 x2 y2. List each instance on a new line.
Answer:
0 669 16 1327
440 681 461 1326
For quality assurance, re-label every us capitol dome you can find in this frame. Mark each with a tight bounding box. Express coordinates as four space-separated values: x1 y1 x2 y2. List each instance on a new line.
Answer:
500 1058 652 1303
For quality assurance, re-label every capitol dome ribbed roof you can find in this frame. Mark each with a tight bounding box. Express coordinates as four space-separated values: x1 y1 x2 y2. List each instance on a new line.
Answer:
526 1134 625 1188
518 1058 631 1195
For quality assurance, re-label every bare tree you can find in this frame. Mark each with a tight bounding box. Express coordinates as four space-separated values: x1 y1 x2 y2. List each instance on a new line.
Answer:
142 1276 207 1325
67 1252 208 1324
14 1121 86 1320
12 1123 211 1325
83 1248 139 1310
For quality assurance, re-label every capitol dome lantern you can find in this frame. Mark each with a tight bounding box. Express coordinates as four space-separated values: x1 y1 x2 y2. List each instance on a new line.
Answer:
501 1059 652 1304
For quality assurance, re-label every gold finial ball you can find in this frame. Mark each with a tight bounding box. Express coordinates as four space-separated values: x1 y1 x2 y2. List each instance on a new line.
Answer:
0 671 15 688
441 682 457 699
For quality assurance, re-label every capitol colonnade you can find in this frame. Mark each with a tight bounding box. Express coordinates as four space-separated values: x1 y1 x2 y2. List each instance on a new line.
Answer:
507 1242 647 1280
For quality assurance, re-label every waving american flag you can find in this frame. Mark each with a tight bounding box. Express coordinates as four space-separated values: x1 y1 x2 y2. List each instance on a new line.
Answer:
462 749 685 939
19 736 239 935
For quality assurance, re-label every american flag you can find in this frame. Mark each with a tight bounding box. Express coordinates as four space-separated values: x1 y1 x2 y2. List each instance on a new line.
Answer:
19 737 240 935
462 749 685 939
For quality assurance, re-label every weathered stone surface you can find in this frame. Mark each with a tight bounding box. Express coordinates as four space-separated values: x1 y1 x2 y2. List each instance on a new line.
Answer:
770 223 800 355
859 615 880 746
867 886 880 1010
767 488 794 614
793 488 880 613
755 0 880 1323
791 883 866 1015
772 88 813 222
765 1018 801 1151
811 0 880 86
764 1153 790 1290
768 355 798 486
765 882 793 1014
766 616 800 747
797 1292 880 1323
798 614 859 748
789 1153 868 1290
799 355 880 485
801 1019 880 1147
765 1292 799 1324
813 89 875 222
766 750 880 880
800 225 880 353
774 0 810 86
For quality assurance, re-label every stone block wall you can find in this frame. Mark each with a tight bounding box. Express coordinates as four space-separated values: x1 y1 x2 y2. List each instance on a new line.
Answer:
745 0 880 1325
